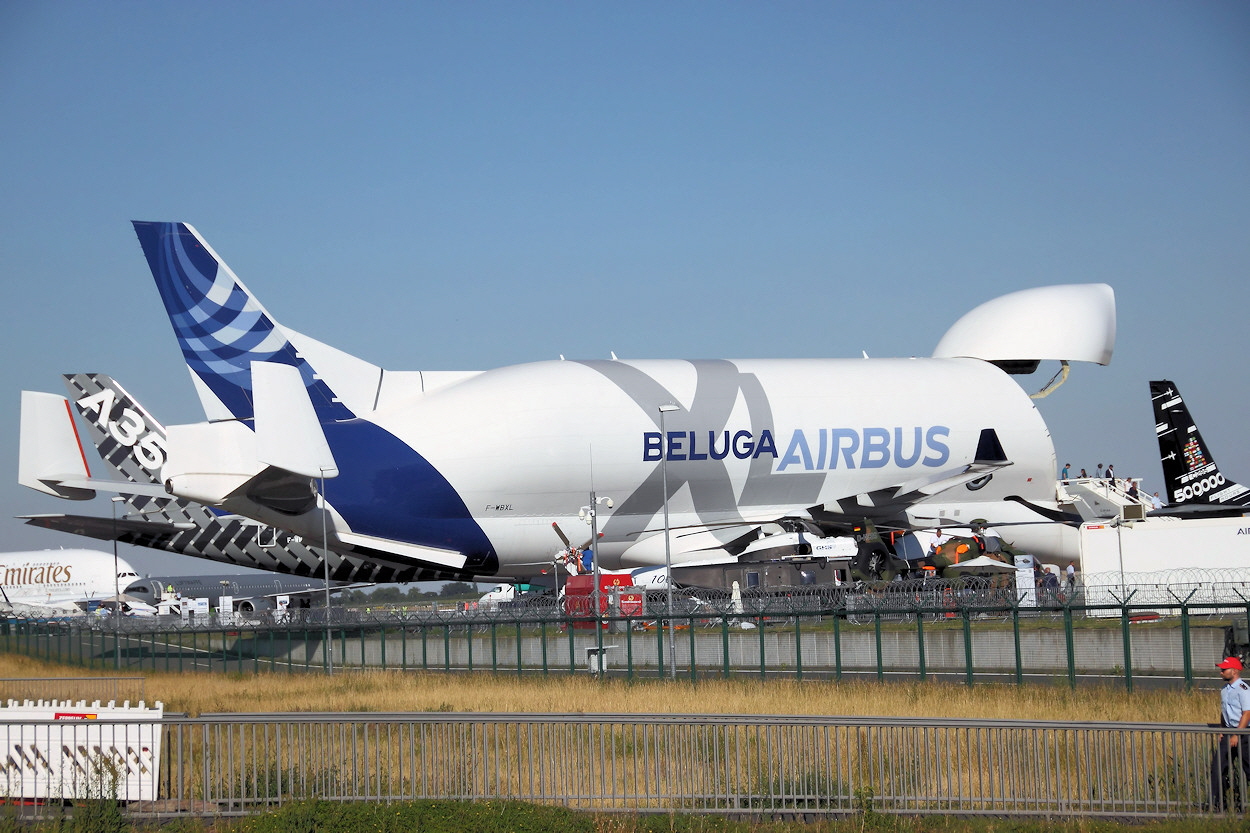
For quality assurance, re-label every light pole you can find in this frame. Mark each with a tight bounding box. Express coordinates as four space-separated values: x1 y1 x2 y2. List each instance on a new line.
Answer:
580 495 613 622
320 470 333 676
658 402 680 678
1113 512 1139 600
111 497 122 659
110 497 122 604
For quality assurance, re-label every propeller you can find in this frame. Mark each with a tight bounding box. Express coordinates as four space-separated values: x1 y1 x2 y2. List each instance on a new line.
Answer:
551 522 601 573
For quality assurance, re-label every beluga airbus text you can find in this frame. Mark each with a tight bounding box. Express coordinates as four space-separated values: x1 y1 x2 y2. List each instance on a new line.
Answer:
20 222 1117 583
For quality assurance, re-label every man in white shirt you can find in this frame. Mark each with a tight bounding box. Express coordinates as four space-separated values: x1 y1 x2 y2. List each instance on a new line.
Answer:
1210 656 1250 810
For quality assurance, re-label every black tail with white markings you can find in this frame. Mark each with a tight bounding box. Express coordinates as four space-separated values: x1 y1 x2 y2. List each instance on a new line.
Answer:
1150 380 1250 511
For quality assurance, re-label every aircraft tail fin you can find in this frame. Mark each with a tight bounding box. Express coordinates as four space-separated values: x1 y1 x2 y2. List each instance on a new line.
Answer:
27 373 411 584
131 221 379 422
1150 380 1250 508
19 390 95 500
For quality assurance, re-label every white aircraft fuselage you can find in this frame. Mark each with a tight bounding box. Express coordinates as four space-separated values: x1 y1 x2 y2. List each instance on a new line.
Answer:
0 549 139 612
322 355 1061 575
21 222 1114 583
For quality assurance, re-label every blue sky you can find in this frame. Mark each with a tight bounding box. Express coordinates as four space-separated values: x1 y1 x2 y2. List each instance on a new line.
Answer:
2 2 1247 577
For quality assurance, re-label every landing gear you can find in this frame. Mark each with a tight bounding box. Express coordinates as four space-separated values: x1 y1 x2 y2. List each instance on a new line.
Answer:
852 541 907 582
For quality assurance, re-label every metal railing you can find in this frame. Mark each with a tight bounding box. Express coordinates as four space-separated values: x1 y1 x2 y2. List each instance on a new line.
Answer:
4 712 1247 818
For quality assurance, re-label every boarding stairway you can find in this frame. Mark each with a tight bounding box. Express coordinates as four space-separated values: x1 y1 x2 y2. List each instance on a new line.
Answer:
1059 477 1154 522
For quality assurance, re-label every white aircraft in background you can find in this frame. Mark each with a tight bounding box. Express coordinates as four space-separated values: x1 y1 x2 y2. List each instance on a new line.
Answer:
124 573 349 615
0 549 141 616
20 222 1117 585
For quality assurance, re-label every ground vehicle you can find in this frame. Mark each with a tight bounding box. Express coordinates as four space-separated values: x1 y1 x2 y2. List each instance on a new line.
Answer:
561 574 644 628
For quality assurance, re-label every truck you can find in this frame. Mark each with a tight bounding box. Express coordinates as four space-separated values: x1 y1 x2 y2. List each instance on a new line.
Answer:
1079 514 1250 576
1078 513 1250 612
562 573 644 629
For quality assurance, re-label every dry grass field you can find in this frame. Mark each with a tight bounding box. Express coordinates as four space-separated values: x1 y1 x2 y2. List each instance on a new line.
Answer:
0 652 1214 722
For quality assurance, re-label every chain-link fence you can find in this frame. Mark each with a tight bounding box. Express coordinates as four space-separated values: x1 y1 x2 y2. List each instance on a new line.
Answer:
5 577 1250 689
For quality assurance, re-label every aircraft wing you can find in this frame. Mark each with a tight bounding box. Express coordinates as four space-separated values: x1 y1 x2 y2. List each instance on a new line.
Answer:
0 599 86 618
0 585 87 618
253 582 374 600
20 513 195 548
806 428 1013 525
624 431 1016 550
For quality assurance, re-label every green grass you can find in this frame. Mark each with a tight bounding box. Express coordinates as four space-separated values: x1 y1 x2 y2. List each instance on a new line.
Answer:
4 800 1242 833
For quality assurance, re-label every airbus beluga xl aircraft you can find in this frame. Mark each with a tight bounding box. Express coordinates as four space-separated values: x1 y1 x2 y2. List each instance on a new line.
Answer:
20 222 1115 584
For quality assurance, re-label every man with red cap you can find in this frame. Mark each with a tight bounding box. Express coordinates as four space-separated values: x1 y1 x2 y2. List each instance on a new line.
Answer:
1210 656 1250 810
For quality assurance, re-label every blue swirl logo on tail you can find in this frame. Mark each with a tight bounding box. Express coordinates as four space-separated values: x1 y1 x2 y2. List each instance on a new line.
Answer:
133 221 350 421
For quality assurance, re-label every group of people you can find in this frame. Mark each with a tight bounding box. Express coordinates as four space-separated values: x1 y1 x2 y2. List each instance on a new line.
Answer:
1032 561 1077 600
1059 462 1166 509
1060 462 1116 482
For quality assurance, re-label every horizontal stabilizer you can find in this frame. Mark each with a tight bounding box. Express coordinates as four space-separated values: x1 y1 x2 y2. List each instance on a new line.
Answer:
37 478 171 499
21 513 195 545
336 530 467 571
19 391 94 500
252 361 339 478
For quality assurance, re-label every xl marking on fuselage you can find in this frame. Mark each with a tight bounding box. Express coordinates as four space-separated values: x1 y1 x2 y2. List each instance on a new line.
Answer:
18 222 1120 582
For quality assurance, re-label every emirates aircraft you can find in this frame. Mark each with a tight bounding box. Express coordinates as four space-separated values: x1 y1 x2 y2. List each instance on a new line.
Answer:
19 222 1117 584
0 549 140 616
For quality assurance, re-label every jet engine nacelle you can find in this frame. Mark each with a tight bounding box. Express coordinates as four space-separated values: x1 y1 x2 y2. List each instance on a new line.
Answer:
234 597 274 615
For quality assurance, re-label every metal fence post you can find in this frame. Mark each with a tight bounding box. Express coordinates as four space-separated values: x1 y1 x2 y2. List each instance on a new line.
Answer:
1011 597 1023 686
655 614 664 678
794 615 803 681
1121 609 1134 692
832 609 842 681
962 606 974 686
1180 600 1194 690
758 613 766 678
874 611 884 682
1063 604 1076 689
688 614 696 683
624 617 632 680
540 619 549 675
916 605 927 682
